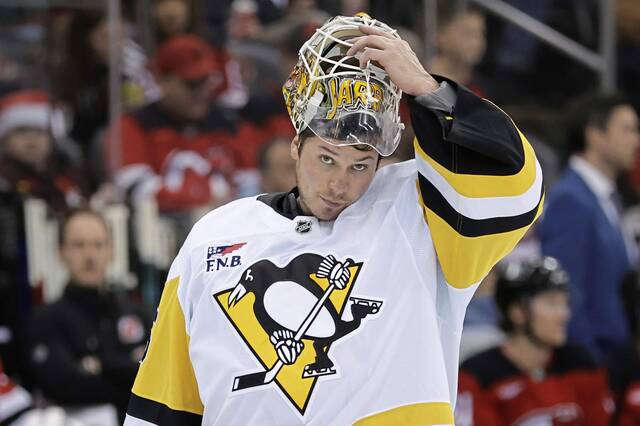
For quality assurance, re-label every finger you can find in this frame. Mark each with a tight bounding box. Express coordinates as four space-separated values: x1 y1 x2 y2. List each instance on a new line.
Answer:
346 35 391 56
358 24 395 39
358 47 385 69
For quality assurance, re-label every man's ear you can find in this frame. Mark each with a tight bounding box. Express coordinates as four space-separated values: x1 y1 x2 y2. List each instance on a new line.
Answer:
508 304 527 328
585 124 605 152
291 135 300 161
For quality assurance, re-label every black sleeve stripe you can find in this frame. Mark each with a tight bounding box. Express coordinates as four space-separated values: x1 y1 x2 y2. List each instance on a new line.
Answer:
127 394 203 426
409 79 526 177
418 174 544 237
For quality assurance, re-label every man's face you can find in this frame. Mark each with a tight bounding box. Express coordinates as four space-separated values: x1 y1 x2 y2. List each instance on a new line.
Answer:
89 18 125 65
154 0 190 37
600 105 640 172
291 136 378 220
159 75 211 122
60 213 112 288
2 127 51 171
438 12 486 67
262 140 296 193
527 290 570 347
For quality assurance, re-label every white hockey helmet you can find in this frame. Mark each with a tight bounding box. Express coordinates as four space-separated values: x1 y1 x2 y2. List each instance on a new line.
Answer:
282 13 404 157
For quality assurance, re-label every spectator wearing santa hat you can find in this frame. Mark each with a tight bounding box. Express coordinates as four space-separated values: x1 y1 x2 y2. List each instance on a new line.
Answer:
0 90 86 391
0 90 85 213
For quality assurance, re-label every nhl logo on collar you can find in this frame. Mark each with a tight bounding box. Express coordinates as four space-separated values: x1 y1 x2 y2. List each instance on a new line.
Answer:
295 219 312 233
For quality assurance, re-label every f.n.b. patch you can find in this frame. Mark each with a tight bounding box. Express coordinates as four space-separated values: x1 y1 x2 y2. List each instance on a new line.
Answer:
206 242 246 272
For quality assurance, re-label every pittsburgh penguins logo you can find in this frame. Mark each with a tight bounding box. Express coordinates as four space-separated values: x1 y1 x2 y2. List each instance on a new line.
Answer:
213 253 382 415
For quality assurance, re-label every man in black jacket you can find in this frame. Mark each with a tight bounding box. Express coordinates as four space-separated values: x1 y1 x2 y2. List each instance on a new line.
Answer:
29 209 151 423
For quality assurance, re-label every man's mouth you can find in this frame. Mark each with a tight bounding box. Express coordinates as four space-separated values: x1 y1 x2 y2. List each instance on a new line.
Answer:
319 196 344 210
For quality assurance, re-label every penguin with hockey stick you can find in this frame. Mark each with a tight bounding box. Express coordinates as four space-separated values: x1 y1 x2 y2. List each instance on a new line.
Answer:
227 253 382 390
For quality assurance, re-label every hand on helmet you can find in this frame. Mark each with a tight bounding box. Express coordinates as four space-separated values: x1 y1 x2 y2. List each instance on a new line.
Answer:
346 25 439 97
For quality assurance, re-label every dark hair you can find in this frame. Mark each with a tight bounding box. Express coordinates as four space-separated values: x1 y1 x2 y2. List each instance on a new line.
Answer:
495 257 569 333
56 10 107 105
565 93 633 156
59 208 110 247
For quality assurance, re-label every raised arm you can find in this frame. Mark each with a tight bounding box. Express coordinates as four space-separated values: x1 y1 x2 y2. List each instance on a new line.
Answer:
411 80 543 289
348 24 544 290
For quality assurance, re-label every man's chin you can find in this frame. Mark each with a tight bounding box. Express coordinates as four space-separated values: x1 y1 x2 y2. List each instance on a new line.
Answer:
317 213 340 221
311 206 343 221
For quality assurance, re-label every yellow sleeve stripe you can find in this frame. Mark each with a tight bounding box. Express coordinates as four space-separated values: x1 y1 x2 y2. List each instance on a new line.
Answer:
353 401 454 426
132 276 204 416
414 128 537 199
421 192 545 289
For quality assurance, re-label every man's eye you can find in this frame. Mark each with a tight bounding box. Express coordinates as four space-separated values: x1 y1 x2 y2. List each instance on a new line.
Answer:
352 164 367 172
320 155 334 165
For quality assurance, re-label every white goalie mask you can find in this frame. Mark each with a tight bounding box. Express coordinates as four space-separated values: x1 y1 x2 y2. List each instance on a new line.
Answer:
282 14 404 157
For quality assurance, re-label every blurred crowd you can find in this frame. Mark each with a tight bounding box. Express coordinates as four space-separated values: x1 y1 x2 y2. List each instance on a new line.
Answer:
1 0 640 425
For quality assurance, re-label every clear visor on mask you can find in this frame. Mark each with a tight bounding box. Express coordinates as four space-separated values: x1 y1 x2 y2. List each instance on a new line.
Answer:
305 108 400 156
300 76 402 156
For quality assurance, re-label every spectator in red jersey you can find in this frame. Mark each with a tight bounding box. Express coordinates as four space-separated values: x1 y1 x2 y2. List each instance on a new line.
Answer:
456 257 613 426
107 35 238 214
607 274 640 425
429 2 489 98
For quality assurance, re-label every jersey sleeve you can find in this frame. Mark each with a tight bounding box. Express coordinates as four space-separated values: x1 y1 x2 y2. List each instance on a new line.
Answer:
125 248 203 426
410 79 544 289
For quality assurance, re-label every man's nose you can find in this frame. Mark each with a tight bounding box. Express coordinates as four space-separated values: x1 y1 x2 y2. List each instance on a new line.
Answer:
328 170 349 197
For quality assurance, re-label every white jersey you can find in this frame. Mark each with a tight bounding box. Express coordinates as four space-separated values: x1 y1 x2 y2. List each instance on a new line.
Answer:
125 82 543 426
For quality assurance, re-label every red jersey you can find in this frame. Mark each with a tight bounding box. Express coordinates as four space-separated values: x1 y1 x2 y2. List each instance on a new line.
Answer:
456 346 613 426
608 342 640 426
108 102 238 213
0 155 84 213
619 382 640 426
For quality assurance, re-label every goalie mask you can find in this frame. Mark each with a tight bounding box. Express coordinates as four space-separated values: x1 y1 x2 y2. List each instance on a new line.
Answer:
283 14 404 157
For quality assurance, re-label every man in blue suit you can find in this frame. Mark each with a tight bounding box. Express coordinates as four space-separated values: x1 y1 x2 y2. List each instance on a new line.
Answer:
539 94 639 362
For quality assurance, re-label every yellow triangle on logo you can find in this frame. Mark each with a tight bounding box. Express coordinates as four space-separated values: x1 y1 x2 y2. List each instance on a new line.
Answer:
214 263 362 414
